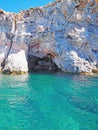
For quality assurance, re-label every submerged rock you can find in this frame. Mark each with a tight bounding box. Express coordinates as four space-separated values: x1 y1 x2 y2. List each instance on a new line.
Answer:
0 0 98 74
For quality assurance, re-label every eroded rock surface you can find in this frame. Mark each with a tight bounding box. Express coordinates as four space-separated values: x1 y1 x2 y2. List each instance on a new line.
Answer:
0 0 98 74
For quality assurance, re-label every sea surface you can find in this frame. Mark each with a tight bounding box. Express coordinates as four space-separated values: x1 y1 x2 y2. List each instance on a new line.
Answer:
0 71 98 130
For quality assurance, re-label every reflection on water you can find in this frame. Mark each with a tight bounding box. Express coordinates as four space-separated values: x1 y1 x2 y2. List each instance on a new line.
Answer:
0 72 98 130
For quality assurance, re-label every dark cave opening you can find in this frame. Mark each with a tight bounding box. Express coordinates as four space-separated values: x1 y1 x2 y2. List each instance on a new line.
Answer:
28 54 59 72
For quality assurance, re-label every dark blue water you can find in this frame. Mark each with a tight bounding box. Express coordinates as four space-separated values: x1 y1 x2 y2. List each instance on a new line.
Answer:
0 71 98 130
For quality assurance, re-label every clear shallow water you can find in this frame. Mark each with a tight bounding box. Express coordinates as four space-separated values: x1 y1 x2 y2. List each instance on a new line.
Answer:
0 71 98 130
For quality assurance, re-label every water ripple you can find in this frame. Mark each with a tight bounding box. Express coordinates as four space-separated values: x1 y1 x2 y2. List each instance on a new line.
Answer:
0 72 98 130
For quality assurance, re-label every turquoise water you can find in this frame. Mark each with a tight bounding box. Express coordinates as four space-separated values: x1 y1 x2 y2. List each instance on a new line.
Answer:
0 71 98 130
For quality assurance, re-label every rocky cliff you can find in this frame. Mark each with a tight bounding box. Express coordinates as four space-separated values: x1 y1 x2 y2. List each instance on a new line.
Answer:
0 0 98 74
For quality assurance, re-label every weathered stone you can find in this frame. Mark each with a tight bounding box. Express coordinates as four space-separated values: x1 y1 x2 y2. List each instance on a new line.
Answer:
0 0 98 74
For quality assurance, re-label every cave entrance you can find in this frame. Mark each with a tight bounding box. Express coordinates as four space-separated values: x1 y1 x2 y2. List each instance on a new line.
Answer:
28 54 59 72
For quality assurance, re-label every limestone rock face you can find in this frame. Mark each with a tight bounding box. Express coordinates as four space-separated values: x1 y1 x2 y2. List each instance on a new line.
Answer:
0 0 98 74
